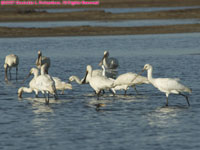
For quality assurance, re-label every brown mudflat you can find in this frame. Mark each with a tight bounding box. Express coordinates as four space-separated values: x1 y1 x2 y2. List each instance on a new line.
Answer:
0 0 200 37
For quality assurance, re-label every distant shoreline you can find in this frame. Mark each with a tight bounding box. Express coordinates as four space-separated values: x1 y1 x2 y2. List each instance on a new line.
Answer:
0 0 200 37
1 24 200 37
1 0 200 8
1 8 200 22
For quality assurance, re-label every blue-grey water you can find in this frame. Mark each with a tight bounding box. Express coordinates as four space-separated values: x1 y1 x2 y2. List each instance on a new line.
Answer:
37 6 200 13
0 33 200 150
1 19 199 28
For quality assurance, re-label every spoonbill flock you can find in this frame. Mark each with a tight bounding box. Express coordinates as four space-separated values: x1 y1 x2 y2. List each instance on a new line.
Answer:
5 50 192 106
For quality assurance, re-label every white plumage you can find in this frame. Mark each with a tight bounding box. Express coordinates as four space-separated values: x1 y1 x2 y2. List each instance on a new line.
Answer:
18 68 39 98
53 77 72 94
18 67 72 99
35 64 57 104
82 65 115 98
113 72 150 95
143 64 192 106
4 54 19 81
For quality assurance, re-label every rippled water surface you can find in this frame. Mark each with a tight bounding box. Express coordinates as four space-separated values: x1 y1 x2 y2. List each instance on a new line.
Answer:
0 33 200 150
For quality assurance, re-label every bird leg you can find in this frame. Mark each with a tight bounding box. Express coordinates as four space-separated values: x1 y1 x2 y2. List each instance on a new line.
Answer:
166 96 169 106
61 90 64 95
54 94 58 100
43 93 48 104
47 93 50 104
18 90 23 98
4 67 8 81
9 68 11 80
34 90 39 98
16 67 18 81
109 89 115 96
133 86 139 95
124 90 127 96
179 93 190 106
97 91 101 100
54 90 58 100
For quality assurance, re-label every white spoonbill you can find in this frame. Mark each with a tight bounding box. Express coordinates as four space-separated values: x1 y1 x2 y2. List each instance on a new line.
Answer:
113 72 150 95
18 68 39 98
35 64 58 104
18 68 72 98
82 65 115 99
99 51 119 69
4 54 19 81
35 50 50 74
142 64 192 106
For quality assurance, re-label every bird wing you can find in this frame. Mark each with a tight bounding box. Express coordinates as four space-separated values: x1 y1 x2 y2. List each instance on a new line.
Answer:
107 57 119 69
90 76 114 90
115 72 137 86
154 78 189 93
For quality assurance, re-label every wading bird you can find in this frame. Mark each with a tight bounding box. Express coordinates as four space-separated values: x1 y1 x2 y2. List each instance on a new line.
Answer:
19 68 72 98
142 64 191 106
35 64 57 104
4 54 19 81
82 65 115 99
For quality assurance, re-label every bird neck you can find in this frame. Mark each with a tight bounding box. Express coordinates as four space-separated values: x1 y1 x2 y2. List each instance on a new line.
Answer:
147 67 153 82
87 70 92 80
101 65 106 76
33 70 39 78
103 57 108 68
73 76 82 84
40 64 47 75
41 69 45 75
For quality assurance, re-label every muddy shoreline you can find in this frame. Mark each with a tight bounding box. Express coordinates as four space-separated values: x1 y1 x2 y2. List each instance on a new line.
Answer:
0 0 200 37
1 8 200 22
1 0 200 8
0 24 199 37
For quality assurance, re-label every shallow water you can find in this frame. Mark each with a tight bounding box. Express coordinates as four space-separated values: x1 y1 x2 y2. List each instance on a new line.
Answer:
0 19 199 28
0 33 200 150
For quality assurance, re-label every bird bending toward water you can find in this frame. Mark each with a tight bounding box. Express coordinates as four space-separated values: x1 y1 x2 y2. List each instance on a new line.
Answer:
18 68 40 98
142 64 192 106
18 68 72 98
4 54 19 81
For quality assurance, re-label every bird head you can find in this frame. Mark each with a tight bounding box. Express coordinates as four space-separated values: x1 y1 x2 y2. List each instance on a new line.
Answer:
82 65 92 84
104 51 109 57
99 51 109 66
143 64 152 71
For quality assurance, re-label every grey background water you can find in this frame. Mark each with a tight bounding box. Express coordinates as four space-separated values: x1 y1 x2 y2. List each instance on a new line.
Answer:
0 33 200 149
1 19 199 28
36 6 200 13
